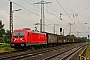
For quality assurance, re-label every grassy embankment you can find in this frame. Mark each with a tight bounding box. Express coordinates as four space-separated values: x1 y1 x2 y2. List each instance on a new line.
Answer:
0 43 14 53
86 43 90 58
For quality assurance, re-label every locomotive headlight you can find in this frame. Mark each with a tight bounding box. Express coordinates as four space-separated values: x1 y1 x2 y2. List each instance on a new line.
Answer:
21 38 24 41
12 44 14 46
14 38 16 41
21 44 24 46
21 38 23 40
21 38 24 40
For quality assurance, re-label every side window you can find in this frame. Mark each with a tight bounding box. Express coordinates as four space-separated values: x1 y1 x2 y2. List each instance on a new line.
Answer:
28 32 30 36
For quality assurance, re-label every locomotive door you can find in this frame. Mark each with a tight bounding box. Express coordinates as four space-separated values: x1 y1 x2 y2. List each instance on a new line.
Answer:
27 32 30 42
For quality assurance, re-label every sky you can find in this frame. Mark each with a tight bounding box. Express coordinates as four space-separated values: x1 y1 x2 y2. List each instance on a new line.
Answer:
0 0 90 37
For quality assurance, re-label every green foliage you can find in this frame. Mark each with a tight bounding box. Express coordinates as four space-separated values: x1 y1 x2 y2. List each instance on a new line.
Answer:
31 47 35 50
81 37 87 40
0 20 11 44
0 38 4 43
6 39 11 44
4 47 11 52
5 30 11 39
0 44 14 52
67 34 76 39
5 30 11 44
0 20 5 37
86 43 90 57
0 44 10 48
78 37 89 41
0 20 5 43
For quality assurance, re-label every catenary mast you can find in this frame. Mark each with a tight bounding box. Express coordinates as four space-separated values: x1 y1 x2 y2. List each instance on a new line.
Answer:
34 0 51 32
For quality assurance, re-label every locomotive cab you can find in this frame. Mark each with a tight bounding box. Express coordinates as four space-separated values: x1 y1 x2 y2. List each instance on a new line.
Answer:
11 29 29 47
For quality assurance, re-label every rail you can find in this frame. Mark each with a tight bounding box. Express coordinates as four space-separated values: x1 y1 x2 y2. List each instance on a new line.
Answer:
79 46 89 60
0 43 83 60
43 43 86 60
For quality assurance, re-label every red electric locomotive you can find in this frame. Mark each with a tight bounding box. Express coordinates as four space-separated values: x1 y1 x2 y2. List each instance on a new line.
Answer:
11 28 47 48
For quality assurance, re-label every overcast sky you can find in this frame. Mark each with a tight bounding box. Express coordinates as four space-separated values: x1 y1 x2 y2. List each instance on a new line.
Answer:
0 0 90 37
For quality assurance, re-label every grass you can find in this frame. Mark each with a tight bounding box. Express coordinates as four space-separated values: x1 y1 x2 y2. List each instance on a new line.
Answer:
86 43 90 58
0 43 14 53
60 48 65 51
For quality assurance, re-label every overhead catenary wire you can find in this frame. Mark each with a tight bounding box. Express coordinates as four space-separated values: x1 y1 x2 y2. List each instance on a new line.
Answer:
64 0 76 23
0 9 35 24
0 1 36 25
8 0 56 25
77 7 90 13
55 0 86 34
23 0 60 19
1 0 87 34
55 0 73 21
46 4 59 14
8 0 57 31
0 0 36 23
0 11 34 26
7 0 54 26
22 0 60 25
9 2 86 31
64 0 74 14
64 0 76 32
12 2 40 16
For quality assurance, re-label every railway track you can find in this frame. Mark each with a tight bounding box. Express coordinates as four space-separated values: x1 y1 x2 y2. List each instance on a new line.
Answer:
0 43 87 60
0 45 64 60
44 43 87 60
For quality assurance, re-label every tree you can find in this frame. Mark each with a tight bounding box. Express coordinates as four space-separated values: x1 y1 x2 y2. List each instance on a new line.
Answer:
0 20 5 43
67 34 76 39
79 37 88 42
0 20 5 37
77 37 90 42
5 30 11 43
5 30 11 38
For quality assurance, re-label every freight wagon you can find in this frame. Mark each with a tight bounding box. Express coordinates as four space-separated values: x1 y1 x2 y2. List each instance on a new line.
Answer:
45 32 58 46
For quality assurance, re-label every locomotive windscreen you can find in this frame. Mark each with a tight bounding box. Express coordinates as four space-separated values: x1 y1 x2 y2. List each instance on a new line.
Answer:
14 32 25 36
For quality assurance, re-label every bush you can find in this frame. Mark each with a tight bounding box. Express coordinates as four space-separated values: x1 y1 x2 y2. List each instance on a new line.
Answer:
0 38 4 43
0 44 14 53
0 44 10 48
